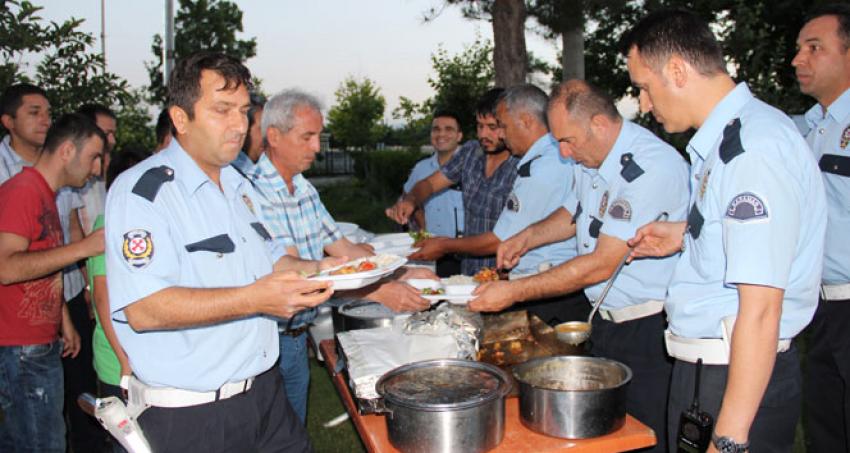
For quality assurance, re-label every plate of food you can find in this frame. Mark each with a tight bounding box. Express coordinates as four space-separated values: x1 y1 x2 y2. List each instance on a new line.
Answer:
408 229 432 243
310 254 407 290
405 278 447 304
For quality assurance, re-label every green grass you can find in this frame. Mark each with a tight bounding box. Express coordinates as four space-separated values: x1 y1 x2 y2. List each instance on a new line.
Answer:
306 358 366 453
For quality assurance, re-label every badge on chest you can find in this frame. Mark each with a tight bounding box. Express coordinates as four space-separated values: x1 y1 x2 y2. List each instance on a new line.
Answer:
506 192 520 212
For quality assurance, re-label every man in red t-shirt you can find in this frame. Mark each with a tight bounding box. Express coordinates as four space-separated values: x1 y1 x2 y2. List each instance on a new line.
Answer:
0 113 105 453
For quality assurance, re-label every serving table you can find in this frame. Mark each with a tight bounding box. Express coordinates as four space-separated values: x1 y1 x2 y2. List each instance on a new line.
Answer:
318 340 656 452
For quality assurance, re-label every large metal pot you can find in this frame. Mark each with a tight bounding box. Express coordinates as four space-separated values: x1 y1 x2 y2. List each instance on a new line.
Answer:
335 300 410 333
376 359 512 453
512 356 631 439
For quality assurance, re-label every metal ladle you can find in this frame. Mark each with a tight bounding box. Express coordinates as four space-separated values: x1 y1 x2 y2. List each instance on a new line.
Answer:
555 212 669 346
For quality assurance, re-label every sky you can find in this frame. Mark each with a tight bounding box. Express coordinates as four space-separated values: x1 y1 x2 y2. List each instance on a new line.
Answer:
28 0 562 123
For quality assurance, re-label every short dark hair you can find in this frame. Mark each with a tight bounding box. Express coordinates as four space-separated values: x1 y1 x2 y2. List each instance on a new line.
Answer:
806 4 850 50
155 108 174 146
550 79 620 122
167 52 252 120
106 146 149 190
77 103 116 123
243 92 266 153
498 84 549 129
476 88 505 118
431 109 462 130
1 83 48 118
622 9 726 76
42 113 106 155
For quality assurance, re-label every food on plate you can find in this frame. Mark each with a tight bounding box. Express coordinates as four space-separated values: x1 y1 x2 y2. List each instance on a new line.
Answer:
421 287 445 295
409 229 432 243
443 275 475 285
473 267 500 283
329 260 377 275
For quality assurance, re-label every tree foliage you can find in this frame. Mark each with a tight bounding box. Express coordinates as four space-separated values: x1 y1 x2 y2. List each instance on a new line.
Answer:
146 0 257 105
0 0 150 150
394 38 495 143
327 76 386 150
581 0 820 148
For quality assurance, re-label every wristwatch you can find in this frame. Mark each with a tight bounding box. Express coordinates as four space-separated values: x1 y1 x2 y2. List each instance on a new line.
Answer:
712 433 749 453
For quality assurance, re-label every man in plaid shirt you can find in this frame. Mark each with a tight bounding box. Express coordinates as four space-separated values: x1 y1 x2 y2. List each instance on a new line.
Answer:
386 88 518 275
249 89 432 422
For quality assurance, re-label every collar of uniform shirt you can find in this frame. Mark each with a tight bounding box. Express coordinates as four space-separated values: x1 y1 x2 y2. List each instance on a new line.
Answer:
163 139 247 198
688 82 753 160
589 120 638 184
517 133 558 168
806 86 850 127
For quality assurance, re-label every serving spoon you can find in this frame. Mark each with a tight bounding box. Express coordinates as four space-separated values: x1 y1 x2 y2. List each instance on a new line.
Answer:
556 212 669 345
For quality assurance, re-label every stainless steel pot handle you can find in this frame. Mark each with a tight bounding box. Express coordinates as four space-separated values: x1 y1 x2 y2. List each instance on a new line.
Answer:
373 398 394 419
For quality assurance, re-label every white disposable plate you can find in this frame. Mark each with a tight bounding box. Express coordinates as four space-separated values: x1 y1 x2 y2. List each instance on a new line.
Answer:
421 294 475 305
368 233 414 249
310 255 407 290
323 274 385 291
372 245 420 257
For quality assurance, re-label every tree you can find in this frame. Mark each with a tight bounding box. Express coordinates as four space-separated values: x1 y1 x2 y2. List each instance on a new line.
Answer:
580 0 816 149
427 0 527 86
0 0 149 150
146 0 257 105
394 39 495 142
326 76 386 150
492 0 529 86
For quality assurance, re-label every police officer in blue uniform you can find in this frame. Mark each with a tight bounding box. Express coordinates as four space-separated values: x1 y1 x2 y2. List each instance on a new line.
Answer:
488 84 582 324
793 5 850 451
105 52 332 452
625 11 827 452
489 86 577 278
472 79 689 452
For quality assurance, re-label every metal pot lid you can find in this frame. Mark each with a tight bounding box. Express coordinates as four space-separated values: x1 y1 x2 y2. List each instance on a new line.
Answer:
376 359 511 411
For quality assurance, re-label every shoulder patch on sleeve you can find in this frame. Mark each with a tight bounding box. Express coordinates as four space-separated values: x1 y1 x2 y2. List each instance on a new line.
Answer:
517 155 542 178
619 153 644 182
123 229 154 268
725 192 768 221
720 118 745 164
131 166 175 202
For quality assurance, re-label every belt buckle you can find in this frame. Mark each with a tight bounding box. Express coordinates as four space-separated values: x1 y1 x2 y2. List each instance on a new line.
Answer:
599 309 613 322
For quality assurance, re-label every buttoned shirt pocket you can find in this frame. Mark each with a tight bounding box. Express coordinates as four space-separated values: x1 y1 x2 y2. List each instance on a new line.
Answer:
184 234 239 285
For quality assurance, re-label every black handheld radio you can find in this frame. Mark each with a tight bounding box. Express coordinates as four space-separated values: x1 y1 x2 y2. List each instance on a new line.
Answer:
676 359 714 453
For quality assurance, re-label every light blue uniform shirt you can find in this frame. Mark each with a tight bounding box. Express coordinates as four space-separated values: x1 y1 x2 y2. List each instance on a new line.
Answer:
231 151 255 176
803 88 850 285
667 83 826 339
564 121 689 310
105 140 278 391
493 134 577 275
403 152 464 237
